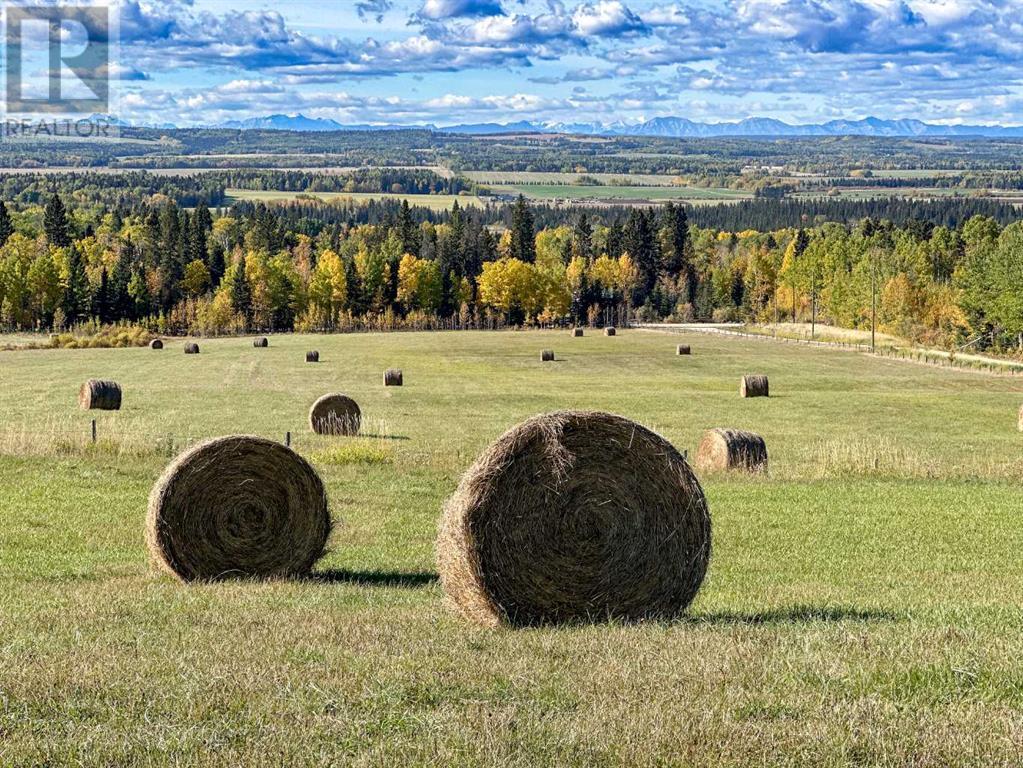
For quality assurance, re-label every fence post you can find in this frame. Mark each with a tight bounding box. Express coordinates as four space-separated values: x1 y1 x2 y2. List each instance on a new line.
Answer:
285 431 291 448
91 419 97 444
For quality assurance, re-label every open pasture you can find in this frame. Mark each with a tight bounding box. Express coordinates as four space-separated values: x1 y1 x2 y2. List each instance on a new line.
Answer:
2 330 1023 765
487 183 751 203
224 188 486 209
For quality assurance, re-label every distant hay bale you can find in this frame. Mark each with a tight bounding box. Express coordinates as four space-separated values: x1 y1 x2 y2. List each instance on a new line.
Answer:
437 410 711 627
253 337 269 348
605 327 616 337
184 343 200 355
79 379 121 411
306 350 319 363
573 328 584 337
309 393 361 436
740 374 769 398
384 368 403 386
696 428 768 473
149 339 164 350
541 349 555 362
146 435 331 582
677 344 691 355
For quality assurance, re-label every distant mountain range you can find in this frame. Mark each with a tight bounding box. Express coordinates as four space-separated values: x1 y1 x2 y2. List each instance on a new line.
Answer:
119 113 1023 138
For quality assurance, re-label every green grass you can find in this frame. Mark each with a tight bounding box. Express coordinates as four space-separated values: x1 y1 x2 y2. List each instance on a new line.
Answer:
489 183 751 202
2 330 1023 765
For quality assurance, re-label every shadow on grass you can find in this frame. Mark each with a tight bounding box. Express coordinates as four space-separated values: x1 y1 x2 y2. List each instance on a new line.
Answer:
359 434 411 441
309 569 438 588
688 605 899 625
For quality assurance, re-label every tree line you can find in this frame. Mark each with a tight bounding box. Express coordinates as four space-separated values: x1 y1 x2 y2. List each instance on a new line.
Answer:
1 192 1022 350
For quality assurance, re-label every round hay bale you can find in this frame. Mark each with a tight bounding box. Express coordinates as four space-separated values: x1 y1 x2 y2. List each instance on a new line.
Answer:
184 342 200 355
146 435 330 582
79 379 121 410
253 337 269 348
306 350 320 363
541 349 555 362
573 327 584 337
384 368 403 387
696 428 768 473
677 344 691 355
604 326 616 337
437 411 711 627
309 393 361 436
149 338 164 350
740 374 769 398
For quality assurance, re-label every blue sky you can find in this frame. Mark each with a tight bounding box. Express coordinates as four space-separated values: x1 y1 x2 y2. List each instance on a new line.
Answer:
35 0 1023 126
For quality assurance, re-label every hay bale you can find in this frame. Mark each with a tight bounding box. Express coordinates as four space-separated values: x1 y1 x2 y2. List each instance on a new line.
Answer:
79 379 121 410
146 435 331 581
740 374 769 398
573 328 584 337
541 349 555 362
184 342 200 355
437 410 711 627
384 368 403 386
677 344 691 355
605 327 616 337
306 350 320 363
309 393 361 436
253 337 269 348
696 428 768 473
149 339 164 350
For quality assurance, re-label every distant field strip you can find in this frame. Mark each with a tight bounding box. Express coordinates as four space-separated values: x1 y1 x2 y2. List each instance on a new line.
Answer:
225 188 485 209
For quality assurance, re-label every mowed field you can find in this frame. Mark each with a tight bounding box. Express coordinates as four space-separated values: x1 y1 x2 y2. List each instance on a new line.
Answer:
2 330 1023 766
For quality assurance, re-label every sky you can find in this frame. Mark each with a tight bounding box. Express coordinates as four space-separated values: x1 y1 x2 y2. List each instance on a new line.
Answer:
14 0 1023 127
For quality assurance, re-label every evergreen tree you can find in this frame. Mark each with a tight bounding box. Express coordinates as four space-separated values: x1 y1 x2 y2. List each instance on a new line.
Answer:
229 259 252 325
61 245 91 325
574 213 592 261
509 195 536 263
92 268 110 322
0 202 13 248
397 200 420 255
625 209 658 303
208 241 226 287
44 194 72 248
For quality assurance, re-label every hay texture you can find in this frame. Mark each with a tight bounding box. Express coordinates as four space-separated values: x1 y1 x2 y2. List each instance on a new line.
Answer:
309 393 361 436
184 342 200 355
79 379 121 410
740 374 769 398
306 350 320 363
253 337 269 348
677 344 691 355
384 368 403 386
541 349 555 362
437 410 711 627
605 327 617 337
149 339 164 350
573 328 584 337
696 428 768 473
146 435 330 581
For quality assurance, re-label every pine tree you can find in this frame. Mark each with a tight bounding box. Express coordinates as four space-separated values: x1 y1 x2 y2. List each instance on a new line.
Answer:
208 241 226 287
0 202 13 248
229 259 252 326
397 199 420 255
509 195 536 263
44 194 72 248
61 245 91 325
573 213 592 261
92 268 110 323
625 209 657 303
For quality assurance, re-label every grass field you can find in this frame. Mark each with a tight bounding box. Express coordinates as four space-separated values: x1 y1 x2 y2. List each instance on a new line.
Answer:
487 184 751 203
224 188 485 209
2 329 1023 765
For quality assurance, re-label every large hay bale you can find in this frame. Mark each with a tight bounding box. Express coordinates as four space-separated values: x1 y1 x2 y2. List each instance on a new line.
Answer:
677 344 691 355
146 435 330 581
309 393 361 436
573 328 584 337
437 411 711 627
384 368 403 386
541 349 555 362
79 379 121 410
253 337 269 348
149 339 163 350
696 428 768 473
306 350 320 363
184 342 200 355
604 326 616 337
740 374 769 398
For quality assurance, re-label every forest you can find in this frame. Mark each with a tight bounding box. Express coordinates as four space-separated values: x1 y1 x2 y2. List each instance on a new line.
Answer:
0 185 1021 351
